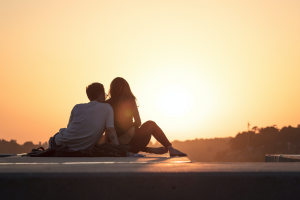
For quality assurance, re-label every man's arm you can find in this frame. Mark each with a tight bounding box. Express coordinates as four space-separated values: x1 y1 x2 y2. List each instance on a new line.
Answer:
104 105 119 145
105 127 119 145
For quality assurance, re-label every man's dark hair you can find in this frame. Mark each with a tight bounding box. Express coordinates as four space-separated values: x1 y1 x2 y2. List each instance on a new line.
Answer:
86 82 104 101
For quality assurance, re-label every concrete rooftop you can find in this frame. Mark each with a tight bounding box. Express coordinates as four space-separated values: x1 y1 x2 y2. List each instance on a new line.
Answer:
1 154 300 200
1 155 300 173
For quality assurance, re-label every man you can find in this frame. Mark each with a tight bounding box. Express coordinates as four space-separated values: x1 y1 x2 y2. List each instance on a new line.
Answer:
49 82 119 150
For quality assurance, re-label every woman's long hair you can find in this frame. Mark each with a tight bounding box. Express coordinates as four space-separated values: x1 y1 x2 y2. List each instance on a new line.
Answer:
108 77 137 104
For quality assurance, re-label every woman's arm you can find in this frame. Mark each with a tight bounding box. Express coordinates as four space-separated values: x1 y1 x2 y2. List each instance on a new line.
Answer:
132 101 141 128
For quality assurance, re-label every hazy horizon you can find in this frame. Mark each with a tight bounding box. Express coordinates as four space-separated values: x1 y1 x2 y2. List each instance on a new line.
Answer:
1 123 299 145
1 0 300 144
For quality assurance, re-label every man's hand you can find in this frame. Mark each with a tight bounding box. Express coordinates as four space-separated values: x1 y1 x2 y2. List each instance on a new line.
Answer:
105 127 119 145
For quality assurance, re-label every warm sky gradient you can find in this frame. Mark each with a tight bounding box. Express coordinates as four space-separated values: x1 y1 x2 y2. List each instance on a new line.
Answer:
1 0 300 144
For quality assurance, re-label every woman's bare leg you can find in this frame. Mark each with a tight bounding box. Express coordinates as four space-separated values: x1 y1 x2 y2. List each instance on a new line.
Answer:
140 121 187 156
167 145 187 157
142 147 168 154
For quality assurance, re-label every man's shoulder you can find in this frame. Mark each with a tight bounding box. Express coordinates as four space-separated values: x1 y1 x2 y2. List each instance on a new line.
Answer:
99 102 113 110
73 101 112 111
72 102 89 109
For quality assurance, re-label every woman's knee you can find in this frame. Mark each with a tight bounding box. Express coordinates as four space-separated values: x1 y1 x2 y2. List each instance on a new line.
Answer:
143 120 156 128
140 120 158 135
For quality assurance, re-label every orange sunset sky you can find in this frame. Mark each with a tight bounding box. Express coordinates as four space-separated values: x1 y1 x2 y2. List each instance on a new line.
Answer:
1 0 300 144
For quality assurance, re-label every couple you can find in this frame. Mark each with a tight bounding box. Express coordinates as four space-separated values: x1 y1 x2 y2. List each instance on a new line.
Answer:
50 77 186 157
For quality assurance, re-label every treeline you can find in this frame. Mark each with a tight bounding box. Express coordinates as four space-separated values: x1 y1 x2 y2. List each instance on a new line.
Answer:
154 124 300 162
213 125 300 162
0 139 48 154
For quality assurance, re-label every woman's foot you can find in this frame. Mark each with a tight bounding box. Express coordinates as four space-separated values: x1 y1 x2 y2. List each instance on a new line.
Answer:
144 147 168 154
167 146 187 157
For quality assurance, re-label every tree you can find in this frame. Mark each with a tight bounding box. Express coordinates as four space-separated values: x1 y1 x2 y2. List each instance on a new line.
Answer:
251 126 259 133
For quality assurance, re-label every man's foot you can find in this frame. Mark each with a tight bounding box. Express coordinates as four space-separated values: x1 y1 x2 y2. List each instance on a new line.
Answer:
144 147 168 154
168 146 187 157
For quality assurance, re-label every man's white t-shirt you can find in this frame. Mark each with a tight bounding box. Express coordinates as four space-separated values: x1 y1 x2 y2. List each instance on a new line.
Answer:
55 101 114 150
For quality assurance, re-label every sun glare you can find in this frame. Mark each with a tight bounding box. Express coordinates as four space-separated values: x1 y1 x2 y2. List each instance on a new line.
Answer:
155 85 193 117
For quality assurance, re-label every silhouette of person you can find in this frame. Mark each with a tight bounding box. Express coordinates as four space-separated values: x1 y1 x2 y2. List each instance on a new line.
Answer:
105 77 187 156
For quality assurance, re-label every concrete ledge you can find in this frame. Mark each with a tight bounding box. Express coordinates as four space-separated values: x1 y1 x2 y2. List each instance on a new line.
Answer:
2 156 300 199
265 154 300 162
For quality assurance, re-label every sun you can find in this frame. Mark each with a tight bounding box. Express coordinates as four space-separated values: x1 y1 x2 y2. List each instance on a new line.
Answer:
155 85 193 117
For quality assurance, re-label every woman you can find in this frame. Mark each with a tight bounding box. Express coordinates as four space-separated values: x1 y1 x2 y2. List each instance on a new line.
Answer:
105 77 187 156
